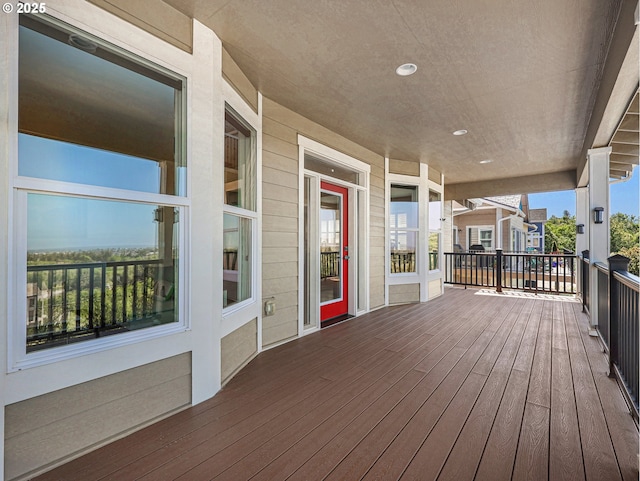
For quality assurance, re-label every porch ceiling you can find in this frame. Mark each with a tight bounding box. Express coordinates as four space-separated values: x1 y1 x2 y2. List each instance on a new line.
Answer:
163 0 637 195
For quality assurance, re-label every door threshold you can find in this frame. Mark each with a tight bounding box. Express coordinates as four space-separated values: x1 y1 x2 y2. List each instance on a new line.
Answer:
321 314 354 328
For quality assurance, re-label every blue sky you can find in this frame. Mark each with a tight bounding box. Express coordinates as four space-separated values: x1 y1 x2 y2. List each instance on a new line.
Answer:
529 167 639 219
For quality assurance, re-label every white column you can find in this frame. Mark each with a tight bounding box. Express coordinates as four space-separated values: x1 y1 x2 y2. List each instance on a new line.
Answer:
575 186 589 299
587 146 611 334
419 163 429 302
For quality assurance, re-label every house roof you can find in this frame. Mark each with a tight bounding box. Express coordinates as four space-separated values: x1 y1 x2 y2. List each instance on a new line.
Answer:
484 195 522 211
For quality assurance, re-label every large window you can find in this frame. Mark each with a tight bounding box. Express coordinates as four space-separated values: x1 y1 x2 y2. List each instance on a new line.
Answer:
16 15 186 356
223 107 257 309
390 184 418 273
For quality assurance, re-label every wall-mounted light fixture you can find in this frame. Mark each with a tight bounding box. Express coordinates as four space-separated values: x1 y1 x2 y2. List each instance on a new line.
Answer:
593 207 604 224
576 223 585 234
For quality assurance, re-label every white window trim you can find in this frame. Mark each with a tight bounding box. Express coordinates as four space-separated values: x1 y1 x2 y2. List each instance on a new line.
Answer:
467 225 495 250
221 85 262 341
6 4 197 379
386 169 422 284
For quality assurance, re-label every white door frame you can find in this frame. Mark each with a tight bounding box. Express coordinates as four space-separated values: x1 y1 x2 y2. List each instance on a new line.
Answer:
297 135 370 336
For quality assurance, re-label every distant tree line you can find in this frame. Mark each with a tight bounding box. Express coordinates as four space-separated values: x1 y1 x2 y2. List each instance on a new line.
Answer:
27 247 158 265
544 210 638 275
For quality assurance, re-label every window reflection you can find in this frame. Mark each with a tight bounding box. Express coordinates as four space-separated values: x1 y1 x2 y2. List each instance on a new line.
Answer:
18 19 185 196
223 214 252 307
26 194 180 352
225 110 256 210
390 185 418 273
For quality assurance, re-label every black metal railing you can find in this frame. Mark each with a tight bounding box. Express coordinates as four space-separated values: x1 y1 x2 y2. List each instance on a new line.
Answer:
26 259 171 351
595 262 610 348
444 252 497 287
391 251 416 273
320 251 340 279
444 250 576 295
606 255 639 422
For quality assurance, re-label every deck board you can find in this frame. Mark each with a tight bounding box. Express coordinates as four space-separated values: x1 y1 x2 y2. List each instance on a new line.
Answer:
34 288 638 481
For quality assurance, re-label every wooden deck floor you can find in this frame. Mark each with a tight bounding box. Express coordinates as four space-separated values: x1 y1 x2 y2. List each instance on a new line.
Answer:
36 287 638 481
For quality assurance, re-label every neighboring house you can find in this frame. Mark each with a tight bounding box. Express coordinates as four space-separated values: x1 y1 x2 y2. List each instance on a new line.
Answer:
452 195 531 252
527 208 548 253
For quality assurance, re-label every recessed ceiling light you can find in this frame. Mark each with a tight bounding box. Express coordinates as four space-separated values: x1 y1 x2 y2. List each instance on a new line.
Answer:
479 159 493 164
396 63 417 76
453 129 468 136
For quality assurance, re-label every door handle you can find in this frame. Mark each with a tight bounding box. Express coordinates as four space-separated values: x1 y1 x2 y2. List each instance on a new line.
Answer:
344 255 350 260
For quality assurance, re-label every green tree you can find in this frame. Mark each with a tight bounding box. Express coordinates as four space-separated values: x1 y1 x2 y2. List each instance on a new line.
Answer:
544 210 576 253
610 213 639 253
610 213 639 276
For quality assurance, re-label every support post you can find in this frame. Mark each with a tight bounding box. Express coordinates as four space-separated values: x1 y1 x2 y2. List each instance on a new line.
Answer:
587 147 610 336
607 254 630 377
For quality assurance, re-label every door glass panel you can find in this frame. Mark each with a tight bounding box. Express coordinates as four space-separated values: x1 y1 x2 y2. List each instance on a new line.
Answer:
320 191 341 303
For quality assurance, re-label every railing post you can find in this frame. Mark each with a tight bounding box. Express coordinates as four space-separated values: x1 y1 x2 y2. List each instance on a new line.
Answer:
581 250 589 312
607 254 630 378
496 248 503 293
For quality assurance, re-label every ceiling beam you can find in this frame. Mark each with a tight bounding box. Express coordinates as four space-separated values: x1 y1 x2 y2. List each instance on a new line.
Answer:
445 170 576 201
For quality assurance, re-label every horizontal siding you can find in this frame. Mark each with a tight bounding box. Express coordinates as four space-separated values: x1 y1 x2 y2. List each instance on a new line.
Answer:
5 353 191 480
388 283 420 305
221 319 258 384
428 166 443 184
389 158 420 176
429 279 443 299
261 96 386 347
222 48 258 112
88 0 192 52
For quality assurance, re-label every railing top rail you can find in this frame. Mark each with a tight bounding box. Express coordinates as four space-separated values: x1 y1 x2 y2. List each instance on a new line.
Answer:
444 252 576 258
27 258 164 272
613 270 640 293
594 261 609 273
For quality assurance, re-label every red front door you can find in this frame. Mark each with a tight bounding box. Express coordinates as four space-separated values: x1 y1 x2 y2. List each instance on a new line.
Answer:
320 181 349 323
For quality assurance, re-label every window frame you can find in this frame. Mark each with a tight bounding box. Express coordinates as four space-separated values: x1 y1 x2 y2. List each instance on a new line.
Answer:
220 82 262 339
9 13 190 371
467 225 495 251
428 189 442 273
388 183 420 276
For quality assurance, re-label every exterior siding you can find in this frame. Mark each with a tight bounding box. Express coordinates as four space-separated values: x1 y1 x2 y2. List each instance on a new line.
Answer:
261 97 385 347
4 353 191 480
221 319 258 384
455 210 497 249
221 48 259 113
429 279 443 299
389 283 420 304
88 0 192 52
389 158 420 176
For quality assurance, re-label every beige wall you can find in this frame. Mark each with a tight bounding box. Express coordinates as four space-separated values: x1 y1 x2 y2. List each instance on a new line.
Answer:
428 279 443 299
4 353 191 480
222 48 259 113
221 319 258 384
260 98 386 347
389 158 420 176
389 283 420 304
455 209 497 249
88 0 192 52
